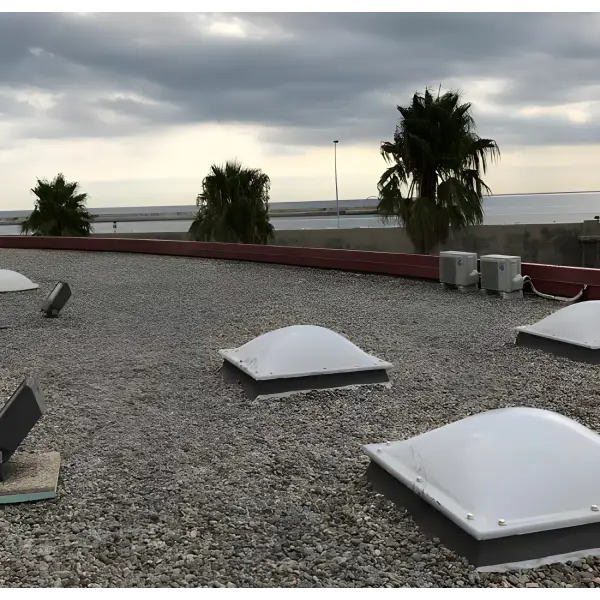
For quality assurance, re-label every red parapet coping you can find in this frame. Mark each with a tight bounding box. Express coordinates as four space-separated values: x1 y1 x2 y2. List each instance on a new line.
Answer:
0 236 440 280
522 262 600 300
0 235 598 299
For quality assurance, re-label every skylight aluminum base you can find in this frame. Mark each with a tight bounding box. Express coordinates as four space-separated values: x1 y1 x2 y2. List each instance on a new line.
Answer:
367 461 600 570
220 360 389 400
516 331 600 364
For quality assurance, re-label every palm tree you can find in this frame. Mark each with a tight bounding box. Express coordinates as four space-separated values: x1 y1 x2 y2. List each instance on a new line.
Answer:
189 161 274 244
21 173 93 236
377 87 500 254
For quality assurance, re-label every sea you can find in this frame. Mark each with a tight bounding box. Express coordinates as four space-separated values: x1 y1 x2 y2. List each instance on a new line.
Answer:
1 191 599 235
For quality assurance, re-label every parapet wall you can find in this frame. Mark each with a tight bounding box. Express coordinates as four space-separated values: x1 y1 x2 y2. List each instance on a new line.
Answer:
272 223 583 267
95 222 584 267
3 234 600 300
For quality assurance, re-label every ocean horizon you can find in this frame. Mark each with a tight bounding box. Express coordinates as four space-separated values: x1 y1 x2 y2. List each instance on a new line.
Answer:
1 190 599 235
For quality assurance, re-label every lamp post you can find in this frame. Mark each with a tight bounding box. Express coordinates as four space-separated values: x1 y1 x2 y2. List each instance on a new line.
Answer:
333 140 339 228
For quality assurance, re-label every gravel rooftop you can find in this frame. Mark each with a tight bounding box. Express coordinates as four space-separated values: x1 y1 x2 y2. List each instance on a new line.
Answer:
1 248 600 588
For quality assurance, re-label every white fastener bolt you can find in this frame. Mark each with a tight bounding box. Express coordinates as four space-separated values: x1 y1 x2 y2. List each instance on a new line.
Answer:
466 513 474 520
592 505 599 512
498 519 506 526
416 476 423 483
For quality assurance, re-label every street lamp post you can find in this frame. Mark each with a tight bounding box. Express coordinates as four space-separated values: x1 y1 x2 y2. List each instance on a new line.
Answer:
333 140 339 228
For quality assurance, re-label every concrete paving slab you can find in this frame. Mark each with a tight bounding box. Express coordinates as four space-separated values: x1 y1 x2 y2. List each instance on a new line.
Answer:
0 451 60 504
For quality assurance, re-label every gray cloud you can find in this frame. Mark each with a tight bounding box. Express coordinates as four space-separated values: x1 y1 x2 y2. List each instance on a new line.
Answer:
0 12 599 148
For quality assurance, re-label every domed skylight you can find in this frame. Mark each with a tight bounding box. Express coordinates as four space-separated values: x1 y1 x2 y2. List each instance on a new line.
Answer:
0 270 38 293
219 325 392 399
364 407 600 570
516 301 600 362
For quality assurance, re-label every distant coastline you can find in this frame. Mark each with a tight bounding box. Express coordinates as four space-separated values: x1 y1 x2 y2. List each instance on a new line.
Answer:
1 191 600 235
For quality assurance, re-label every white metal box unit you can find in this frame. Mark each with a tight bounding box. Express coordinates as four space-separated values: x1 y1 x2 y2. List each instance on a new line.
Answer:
479 254 523 294
439 251 479 288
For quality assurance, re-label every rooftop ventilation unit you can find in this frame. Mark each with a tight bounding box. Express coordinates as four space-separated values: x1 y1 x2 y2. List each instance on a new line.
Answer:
219 325 392 400
479 254 523 298
363 407 600 571
516 301 600 363
0 270 38 293
439 251 479 291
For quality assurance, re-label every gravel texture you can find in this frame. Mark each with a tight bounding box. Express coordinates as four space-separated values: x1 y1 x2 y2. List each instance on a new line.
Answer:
1 248 600 588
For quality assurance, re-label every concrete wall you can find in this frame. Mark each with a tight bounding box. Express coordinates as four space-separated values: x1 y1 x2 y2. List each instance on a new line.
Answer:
94 232 191 241
93 222 585 267
273 223 584 267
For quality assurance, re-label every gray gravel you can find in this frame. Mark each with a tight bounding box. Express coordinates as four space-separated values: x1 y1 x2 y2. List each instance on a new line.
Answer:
1 248 600 588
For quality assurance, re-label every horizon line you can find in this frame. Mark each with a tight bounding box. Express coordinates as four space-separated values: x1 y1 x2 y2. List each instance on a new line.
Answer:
2 189 600 213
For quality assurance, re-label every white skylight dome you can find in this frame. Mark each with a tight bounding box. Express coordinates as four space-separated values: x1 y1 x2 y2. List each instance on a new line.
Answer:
515 301 600 362
220 325 391 380
0 270 39 293
219 325 392 399
364 407 600 570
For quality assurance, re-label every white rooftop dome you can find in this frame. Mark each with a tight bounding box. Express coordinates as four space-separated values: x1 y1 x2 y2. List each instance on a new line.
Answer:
219 325 392 399
364 407 600 569
0 270 39 293
220 325 391 381
516 301 600 350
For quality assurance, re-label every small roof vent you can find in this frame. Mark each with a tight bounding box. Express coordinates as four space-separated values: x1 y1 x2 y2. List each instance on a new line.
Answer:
219 325 392 399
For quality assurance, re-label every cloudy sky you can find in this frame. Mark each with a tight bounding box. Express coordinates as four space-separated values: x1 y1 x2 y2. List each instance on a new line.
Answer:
1 11 599 209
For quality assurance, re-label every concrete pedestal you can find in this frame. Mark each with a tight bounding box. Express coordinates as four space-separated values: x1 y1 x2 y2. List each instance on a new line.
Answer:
0 452 60 504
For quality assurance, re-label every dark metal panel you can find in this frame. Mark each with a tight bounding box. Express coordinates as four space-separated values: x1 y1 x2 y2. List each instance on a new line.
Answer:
40 282 72 318
0 377 46 481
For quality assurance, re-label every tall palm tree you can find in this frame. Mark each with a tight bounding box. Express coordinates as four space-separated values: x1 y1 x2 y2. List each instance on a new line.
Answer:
189 161 274 244
377 87 500 254
21 173 93 236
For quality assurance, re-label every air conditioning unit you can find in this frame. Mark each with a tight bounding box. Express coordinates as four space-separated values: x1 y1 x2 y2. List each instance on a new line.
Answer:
439 251 479 289
480 254 524 295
